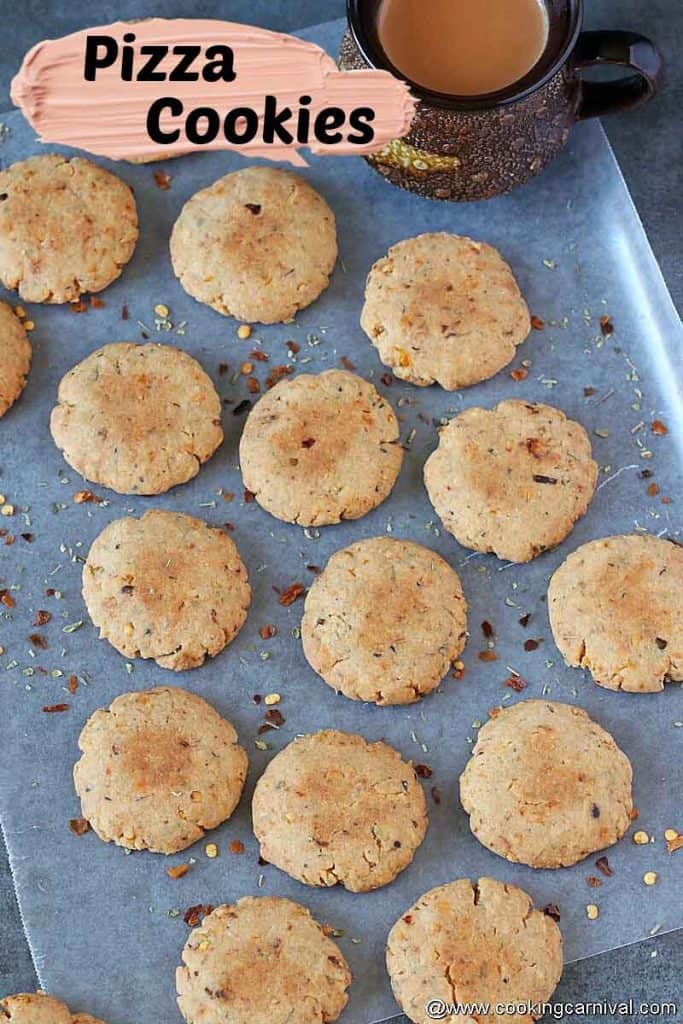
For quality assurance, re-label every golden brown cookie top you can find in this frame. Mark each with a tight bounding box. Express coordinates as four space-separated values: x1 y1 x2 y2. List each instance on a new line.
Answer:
170 166 337 323
74 686 247 855
50 342 223 495
239 369 403 526
0 301 31 418
361 233 530 389
386 877 563 1024
459 700 633 868
301 536 467 704
0 154 138 303
424 398 597 562
176 896 351 1024
252 729 428 891
548 533 683 693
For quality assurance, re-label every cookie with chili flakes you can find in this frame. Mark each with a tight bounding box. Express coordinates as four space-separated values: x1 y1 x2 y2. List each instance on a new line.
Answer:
252 730 428 892
424 399 597 562
239 369 403 526
0 992 107 1023
0 154 138 304
82 510 251 671
459 701 633 869
170 166 337 324
301 537 467 705
361 233 530 390
548 534 683 693
177 896 351 1024
0 301 31 418
50 342 223 495
386 877 563 1024
73 686 247 854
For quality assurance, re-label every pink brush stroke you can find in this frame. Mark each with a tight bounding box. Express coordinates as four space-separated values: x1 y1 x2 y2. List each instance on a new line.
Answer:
11 18 416 165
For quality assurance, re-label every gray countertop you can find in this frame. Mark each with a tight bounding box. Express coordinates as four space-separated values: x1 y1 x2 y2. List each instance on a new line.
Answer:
0 0 681 1019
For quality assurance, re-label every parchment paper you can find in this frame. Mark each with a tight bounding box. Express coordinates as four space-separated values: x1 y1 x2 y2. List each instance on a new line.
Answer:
0 20 681 1024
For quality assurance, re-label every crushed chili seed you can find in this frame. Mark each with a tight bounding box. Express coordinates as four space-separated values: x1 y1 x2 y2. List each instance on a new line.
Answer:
530 315 545 330
34 610 51 626
647 482 660 496
587 876 602 888
532 474 557 485
478 650 498 662
595 856 612 877
68 675 79 694
259 624 277 640
43 703 68 713
651 419 668 435
279 582 305 606
28 633 48 650
505 674 526 692
265 708 285 727
430 786 442 805
229 840 245 854
69 818 90 836
510 368 528 381
184 904 214 927
246 377 260 394
167 863 189 879
0 590 16 608
519 613 531 628
415 764 433 779
340 356 356 371
265 365 293 389
599 315 614 336
241 361 253 375
244 489 256 503
542 904 561 922
153 169 172 189
524 638 542 651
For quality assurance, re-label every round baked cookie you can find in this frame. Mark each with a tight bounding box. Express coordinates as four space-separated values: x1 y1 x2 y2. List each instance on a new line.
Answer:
177 896 351 1024
239 369 403 526
252 730 428 892
0 301 31 418
301 537 467 705
82 510 250 671
50 342 223 495
361 233 530 389
170 166 337 323
387 877 563 1024
0 154 138 304
0 992 106 1024
74 686 247 854
548 534 683 693
459 700 633 868
424 399 598 562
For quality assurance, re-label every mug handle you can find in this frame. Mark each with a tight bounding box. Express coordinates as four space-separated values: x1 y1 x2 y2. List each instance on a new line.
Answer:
573 30 663 120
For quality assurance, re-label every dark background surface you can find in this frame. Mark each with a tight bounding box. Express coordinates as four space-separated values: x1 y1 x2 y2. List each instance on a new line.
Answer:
0 0 681 1019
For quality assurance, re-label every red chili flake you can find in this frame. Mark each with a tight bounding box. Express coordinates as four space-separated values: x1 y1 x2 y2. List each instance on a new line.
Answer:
153 169 171 190
184 904 214 927
69 817 90 836
73 489 102 504
481 620 494 639
587 876 602 888
244 489 256 503
599 315 614 336
402 914 414 924
70 300 88 314
229 840 245 855
301 438 316 449
430 786 442 805
167 863 189 879
265 365 293 389
245 202 261 215
259 624 277 640
246 377 260 394
595 856 613 877
415 764 433 779
251 350 269 362
265 708 285 727
380 372 394 386
67 675 79 694
121 304 129 321
647 482 660 497
505 674 526 692
287 340 300 354
530 315 545 330
90 296 105 309
278 582 305 606
28 633 48 650
0 591 16 608
542 904 561 922
524 638 542 651
510 367 528 382
519 613 531 628
34 610 51 626
478 650 498 662
651 419 668 436
42 703 68 713
340 356 356 371
4 535 15 546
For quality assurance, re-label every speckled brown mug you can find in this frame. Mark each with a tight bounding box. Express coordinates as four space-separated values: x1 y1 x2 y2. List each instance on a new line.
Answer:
339 0 662 201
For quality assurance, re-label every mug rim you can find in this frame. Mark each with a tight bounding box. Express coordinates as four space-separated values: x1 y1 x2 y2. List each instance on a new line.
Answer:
346 0 584 110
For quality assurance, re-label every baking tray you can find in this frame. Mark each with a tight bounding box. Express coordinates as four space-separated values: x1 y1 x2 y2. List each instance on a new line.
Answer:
0 18 681 1024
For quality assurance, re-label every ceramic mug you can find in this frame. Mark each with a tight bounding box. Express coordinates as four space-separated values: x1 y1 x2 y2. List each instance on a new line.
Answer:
339 0 662 201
